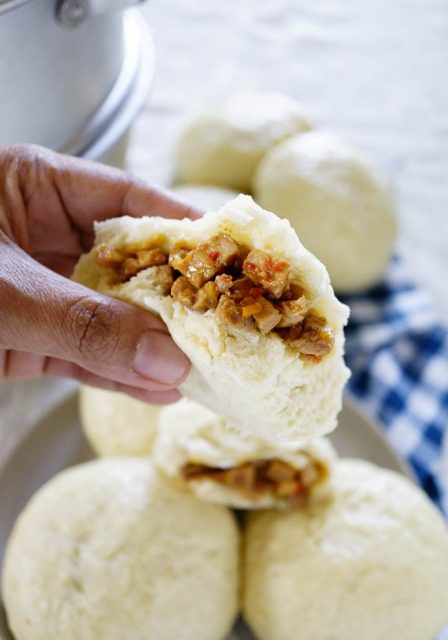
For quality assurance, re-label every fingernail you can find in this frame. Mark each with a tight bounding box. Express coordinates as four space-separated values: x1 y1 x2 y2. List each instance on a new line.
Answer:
133 331 190 385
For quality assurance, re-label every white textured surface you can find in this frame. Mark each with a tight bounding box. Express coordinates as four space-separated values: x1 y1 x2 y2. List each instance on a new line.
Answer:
131 0 448 318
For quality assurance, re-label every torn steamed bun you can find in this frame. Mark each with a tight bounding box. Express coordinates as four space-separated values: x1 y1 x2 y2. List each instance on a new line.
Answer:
73 195 349 443
154 398 336 510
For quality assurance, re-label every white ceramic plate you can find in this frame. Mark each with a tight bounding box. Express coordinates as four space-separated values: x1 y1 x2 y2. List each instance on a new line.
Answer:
0 393 413 640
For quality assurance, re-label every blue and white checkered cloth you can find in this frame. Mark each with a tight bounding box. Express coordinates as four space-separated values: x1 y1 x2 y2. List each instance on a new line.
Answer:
341 257 448 516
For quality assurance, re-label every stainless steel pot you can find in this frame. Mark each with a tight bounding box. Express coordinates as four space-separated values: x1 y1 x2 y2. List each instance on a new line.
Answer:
62 9 155 168
0 0 148 153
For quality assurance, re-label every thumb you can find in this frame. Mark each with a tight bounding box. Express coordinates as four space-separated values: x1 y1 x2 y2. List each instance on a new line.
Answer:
0 235 190 390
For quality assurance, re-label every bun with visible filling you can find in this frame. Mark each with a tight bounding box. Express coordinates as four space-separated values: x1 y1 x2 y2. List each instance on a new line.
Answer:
73 195 349 443
154 398 336 509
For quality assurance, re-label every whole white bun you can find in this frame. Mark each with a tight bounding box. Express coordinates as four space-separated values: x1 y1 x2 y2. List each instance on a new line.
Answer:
73 195 349 443
254 131 397 293
176 92 311 192
243 459 448 640
2 459 240 640
171 185 240 212
78 385 160 457
155 398 336 509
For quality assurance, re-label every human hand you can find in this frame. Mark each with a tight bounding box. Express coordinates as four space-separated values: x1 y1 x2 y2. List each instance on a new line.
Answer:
0 145 201 404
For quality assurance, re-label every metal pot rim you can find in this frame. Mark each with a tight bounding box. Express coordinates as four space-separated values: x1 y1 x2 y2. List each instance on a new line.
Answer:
61 9 154 159
0 0 34 15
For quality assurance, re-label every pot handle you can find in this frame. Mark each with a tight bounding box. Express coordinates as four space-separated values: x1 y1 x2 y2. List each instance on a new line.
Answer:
56 0 146 27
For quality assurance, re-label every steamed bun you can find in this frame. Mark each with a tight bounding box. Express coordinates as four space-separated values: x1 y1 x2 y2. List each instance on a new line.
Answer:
3 459 240 640
155 398 336 509
243 459 448 640
254 131 397 293
176 92 311 191
79 385 160 457
171 185 240 212
73 195 349 443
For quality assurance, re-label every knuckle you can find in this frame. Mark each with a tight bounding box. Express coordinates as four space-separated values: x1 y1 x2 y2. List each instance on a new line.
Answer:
0 144 58 187
0 145 39 200
65 296 121 363
0 144 40 172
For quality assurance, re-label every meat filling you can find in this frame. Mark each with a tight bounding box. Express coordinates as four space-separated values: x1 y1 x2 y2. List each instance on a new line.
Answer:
243 249 290 299
182 457 327 504
278 314 335 362
170 233 240 289
96 244 168 281
95 232 335 361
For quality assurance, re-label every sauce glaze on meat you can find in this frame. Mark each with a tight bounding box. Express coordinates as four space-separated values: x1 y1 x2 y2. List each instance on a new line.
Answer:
96 232 335 362
182 457 327 505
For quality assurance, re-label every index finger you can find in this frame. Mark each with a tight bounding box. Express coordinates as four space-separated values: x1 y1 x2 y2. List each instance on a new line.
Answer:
8 144 203 232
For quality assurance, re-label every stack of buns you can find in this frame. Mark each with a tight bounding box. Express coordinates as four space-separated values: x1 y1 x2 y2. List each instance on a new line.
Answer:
2 94 447 640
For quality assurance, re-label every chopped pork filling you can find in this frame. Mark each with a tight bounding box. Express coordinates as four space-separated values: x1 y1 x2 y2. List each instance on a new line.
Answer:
95 231 335 361
182 457 326 504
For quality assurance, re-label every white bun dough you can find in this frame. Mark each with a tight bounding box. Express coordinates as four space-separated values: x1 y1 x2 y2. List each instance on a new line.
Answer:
78 385 160 457
155 398 336 509
176 92 312 192
73 195 349 443
254 131 397 293
171 185 240 212
2 459 240 640
243 460 448 640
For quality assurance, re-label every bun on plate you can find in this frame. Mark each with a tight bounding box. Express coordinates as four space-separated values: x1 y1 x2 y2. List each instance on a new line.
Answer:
243 459 448 640
2 459 239 640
